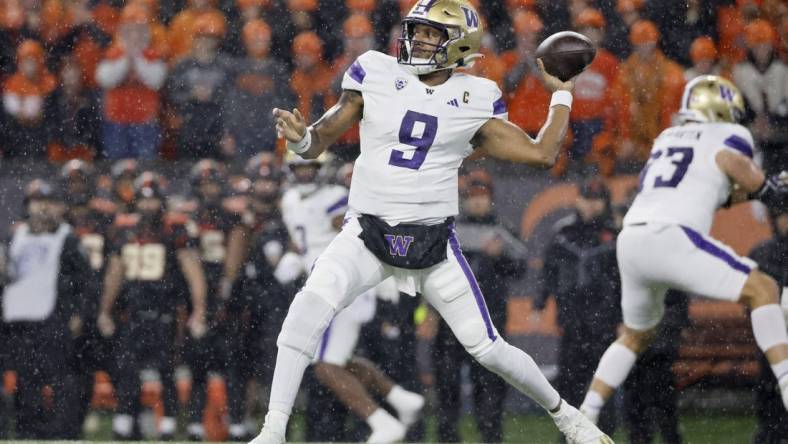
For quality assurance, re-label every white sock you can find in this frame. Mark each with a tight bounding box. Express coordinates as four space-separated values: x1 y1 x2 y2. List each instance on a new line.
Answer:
475 338 561 410
366 408 398 431
229 423 247 438
112 414 133 437
593 342 637 389
263 410 290 436
772 359 788 386
267 345 312 416
159 416 176 435
386 385 419 411
187 422 204 437
752 304 788 352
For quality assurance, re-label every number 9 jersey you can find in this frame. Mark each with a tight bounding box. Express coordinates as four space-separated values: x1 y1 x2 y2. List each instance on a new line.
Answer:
341 50 507 224
623 122 756 234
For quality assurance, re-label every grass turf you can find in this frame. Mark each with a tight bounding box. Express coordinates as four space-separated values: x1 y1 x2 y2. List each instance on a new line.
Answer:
0 411 758 443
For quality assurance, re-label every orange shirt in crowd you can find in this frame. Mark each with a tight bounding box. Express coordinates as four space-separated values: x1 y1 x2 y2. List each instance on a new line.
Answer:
717 5 747 66
571 48 619 122
100 44 163 124
3 40 57 122
613 50 685 162
500 50 550 135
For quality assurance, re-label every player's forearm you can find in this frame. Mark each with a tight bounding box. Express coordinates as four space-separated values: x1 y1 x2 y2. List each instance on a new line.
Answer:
178 249 207 315
532 104 571 167
222 226 248 283
98 256 123 314
297 91 363 159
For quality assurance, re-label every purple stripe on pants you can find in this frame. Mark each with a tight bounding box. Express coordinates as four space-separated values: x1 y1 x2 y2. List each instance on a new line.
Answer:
680 225 751 274
448 227 497 341
317 321 333 361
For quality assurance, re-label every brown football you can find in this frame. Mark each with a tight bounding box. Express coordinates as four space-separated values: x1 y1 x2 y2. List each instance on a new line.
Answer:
534 31 596 81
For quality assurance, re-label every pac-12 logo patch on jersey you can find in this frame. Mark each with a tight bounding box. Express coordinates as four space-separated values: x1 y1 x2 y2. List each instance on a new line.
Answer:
395 77 408 90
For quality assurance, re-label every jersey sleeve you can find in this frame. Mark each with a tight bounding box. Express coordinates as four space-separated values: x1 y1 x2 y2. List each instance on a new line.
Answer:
718 124 755 159
489 84 508 121
341 51 375 93
325 187 349 218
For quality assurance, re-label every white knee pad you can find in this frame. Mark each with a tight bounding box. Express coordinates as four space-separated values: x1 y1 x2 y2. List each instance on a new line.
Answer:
276 291 335 359
454 319 493 358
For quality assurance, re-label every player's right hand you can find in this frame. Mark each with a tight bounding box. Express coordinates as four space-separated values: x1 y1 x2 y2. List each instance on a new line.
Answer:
537 59 575 93
272 107 307 143
97 311 115 337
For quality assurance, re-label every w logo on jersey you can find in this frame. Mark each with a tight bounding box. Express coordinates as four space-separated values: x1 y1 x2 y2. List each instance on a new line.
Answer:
384 234 415 257
720 86 734 102
461 6 479 28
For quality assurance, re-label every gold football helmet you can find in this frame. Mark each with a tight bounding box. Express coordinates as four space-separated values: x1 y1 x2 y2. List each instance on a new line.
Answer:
678 75 746 124
398 0 483 75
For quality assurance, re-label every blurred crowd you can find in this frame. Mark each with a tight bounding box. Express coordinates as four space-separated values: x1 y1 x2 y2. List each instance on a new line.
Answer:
0 0 785 174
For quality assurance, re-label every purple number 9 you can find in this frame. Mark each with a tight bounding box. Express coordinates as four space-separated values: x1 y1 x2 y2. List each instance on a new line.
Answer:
388 110 438 170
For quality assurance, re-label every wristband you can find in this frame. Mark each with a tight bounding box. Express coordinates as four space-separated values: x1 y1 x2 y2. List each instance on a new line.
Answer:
286 126 312 154
550 91 573 109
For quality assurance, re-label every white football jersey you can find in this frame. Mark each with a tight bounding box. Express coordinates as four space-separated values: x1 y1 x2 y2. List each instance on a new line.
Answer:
624 122 756 234
281 184 348 268
341 50 507 225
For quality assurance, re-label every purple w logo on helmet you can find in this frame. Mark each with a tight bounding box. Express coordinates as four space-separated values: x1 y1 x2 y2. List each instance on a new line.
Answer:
384 234 415 257
720 86 734 102
461 6 479 28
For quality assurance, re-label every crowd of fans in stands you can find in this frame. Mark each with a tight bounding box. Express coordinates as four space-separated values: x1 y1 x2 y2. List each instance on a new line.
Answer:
0 0 785 174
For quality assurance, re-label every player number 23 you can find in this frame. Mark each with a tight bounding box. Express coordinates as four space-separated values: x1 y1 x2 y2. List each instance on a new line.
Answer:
639 147 694 190
388 110 438 170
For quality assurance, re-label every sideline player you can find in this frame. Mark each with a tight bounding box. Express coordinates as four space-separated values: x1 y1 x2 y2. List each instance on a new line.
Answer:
579 76 788 422
281 153 425 442
253 1 611 443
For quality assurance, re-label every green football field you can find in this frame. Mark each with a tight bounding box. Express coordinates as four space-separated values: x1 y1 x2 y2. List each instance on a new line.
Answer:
0 412 760 443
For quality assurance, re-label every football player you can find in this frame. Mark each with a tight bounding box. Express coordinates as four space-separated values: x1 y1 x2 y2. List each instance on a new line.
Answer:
254 1 609 443
579 76 788 423
183 159 251 440
280 153 425 442
97 172 208 440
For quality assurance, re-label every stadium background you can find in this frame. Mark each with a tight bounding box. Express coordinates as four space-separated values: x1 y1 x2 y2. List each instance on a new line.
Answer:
0 0 786 441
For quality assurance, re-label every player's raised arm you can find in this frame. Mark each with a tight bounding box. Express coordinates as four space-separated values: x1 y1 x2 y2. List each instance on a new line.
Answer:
472 60 574 168
273 89 363 160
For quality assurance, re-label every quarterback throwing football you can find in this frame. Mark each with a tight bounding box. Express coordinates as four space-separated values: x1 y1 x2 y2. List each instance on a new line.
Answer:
253 1 611 443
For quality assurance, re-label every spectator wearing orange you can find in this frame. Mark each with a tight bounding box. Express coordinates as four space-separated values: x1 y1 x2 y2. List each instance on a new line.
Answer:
225 19 292 158
2 39 57 158
611 20 684 171
462 16 507 89
289 31 333 125
128 0 169 59
48 56 101 161
732 19 787 173
167 0 225 62
565 9 619 173
716 1 750 68
502 10 550 137
46 0 115 90
166 12 233 159
684 36 724 82
95 4 167 159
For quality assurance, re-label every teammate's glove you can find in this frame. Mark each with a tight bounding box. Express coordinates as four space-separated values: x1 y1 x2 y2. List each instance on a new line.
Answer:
749 171 788 212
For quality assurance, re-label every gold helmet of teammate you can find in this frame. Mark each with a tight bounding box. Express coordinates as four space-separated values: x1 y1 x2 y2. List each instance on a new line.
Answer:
397 0 483 75
678 75 746 124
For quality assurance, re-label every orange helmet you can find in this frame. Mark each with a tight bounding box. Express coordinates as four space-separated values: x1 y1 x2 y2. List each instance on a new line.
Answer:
690 36 717 63
346 0 375 13
512 10 543 35
120 4 150 25
16 39 45 64
243 19 272 43
194 11 226 37
574 9 606 29
343 13 373 39
744 19 776 47
287 0 317 12
292 31 322 58
629 19 659 45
